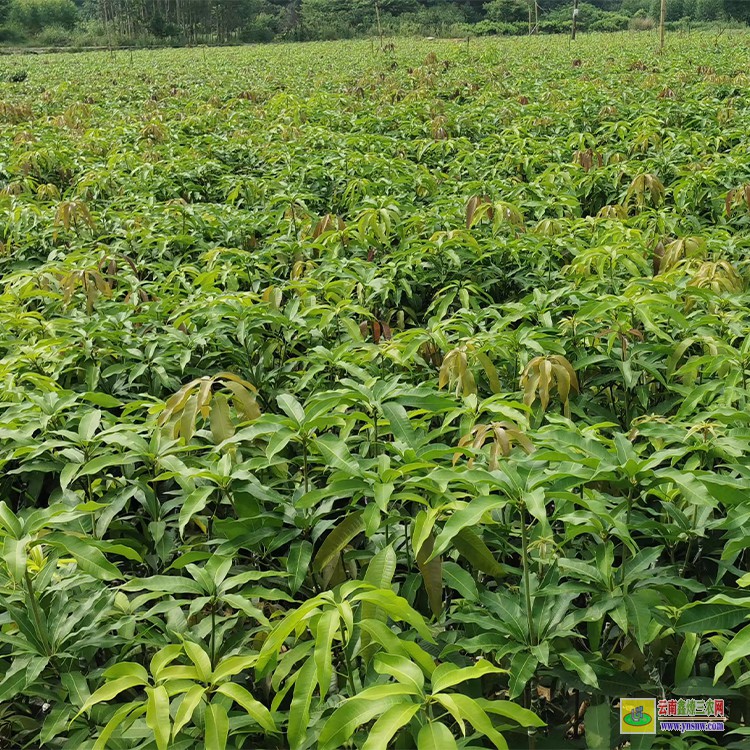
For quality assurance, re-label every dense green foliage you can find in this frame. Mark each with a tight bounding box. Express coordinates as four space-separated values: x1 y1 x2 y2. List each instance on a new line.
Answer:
0 0 746 48
1 32 750 749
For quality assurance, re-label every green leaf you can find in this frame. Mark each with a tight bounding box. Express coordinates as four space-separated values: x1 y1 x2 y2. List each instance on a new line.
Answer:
42 532 121 580
288 657 317 750
77 675 149 718
453 527 506 577
361 701 421 750
215 682 275 732
314 608 339 696
312 511 365 574
210 393 235 444
210 655 258 683
0 657 48 702
432 693 508 749
417 722 457 750
508 652 537 700
431 495 507 560
78 410 102 442
675 633 699 684
353 589 435 643
318 696 404 750
172 685 206 738
146 686 171 750
3 536 27 583
287 540 313 595
312 435 361 475
714 624 750 683
205 702 229 750
441 561 479 601
584 702 611 750
93 702 141 750
277 393 306 425
675 603 750 633
476 698 546 727
381 401 417 446
416 532 442 617
178 486 214 537
374 653 424 694
558 649 599 689
183 640 212 682
431 659 504 694
257 597 324 672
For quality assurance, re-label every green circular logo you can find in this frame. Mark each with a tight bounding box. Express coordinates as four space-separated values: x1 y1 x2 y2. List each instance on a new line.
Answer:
624 712 652 727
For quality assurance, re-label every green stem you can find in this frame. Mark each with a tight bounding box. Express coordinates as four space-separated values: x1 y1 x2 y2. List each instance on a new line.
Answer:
302 439 309 494
520 500 535 647
210 597 217 671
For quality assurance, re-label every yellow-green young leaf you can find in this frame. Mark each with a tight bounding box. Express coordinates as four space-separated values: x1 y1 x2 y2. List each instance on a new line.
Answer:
314 608 339 696
352 590 435 643
205 702 229 750
318 696 405 750
359 619 436 677
172 684 206 738
3 537 27 582
374 653 424 695
430 660 504 694
431 693 466 734
150 645 183 681
418 722 458 750
361 701 421 750
146 686 171 750
214 682 275 732
77 675 149 718
103 663 150 683
210 655 258 684
93 702 144 750
183 640 212 682
434 693 508 750
476 698 546 727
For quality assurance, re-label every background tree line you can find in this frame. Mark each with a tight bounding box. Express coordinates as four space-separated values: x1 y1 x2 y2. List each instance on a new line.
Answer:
0 0 749 52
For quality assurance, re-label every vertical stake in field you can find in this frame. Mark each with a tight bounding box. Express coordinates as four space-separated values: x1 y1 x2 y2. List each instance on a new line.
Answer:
660 0 667 50
572 0 580 40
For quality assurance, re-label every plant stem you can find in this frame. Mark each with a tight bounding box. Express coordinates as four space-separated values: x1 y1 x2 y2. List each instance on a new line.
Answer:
520 500 535 647
210 597 217 670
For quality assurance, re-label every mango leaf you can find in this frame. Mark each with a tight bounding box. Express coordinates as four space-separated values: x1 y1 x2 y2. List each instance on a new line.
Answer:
205 702 229 750
714 624 750 683
145 686 171 750
361 701 421 750
417 722 457 750
312 511 365 574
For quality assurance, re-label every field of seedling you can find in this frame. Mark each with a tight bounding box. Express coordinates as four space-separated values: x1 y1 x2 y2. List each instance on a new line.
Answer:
1 32 750 750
